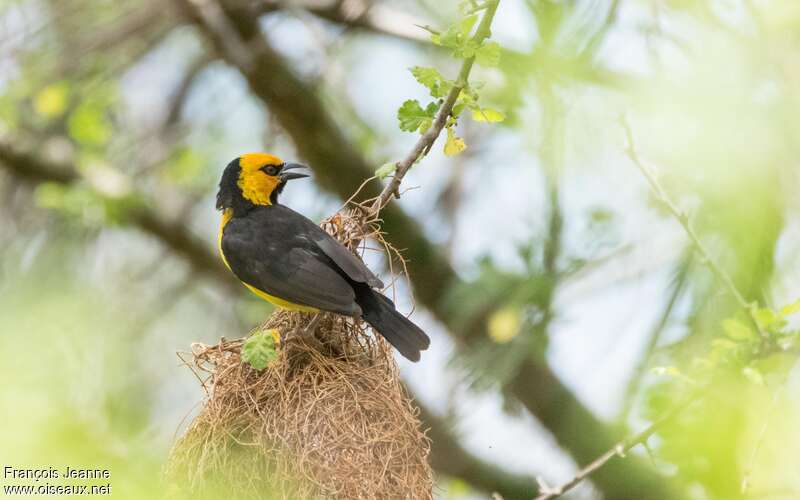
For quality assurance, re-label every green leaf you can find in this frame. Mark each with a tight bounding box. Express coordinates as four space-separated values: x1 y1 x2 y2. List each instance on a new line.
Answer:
459 14 478 37
457 40 480 58
751 307 781 330
475 41 501 66
410 66 441 89
241 329 279 370
410 66 453 98
779 299 800 317
68 101 111 147
457 89 478 108
722 318 756 341
375 162 397 179
418 119 433 134
428 15 494 59
444 127 467 156
742 366 764 385
437 25 462 49
471 107 505 123
397 99 437 133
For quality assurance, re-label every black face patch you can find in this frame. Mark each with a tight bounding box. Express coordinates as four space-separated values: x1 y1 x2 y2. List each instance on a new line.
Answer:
217 158 256 215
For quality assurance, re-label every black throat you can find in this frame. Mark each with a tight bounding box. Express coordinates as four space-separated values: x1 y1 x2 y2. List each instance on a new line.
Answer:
270 180 287 205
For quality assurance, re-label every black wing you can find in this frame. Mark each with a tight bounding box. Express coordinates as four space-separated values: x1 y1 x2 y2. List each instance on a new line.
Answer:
222 207 363 316
265 205 383 288
311 228 384 288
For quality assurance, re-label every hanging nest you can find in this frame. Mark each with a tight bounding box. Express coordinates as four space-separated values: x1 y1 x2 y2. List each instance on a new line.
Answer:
166 205 433 499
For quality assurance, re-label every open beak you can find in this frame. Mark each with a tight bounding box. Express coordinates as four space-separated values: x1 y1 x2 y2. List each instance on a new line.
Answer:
280 163 310 182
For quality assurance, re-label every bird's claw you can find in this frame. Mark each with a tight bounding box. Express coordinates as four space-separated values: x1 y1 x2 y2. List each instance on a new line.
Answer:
288 313 323 351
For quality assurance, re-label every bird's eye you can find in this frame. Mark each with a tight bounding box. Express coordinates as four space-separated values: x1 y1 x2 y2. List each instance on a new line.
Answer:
262 165 279 176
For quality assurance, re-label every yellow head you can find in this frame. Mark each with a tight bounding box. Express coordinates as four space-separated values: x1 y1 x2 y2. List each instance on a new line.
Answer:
216 153 309 213
237 153 284 205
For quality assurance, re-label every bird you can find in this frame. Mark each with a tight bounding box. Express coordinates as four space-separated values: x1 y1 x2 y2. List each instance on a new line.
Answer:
216 153 430 361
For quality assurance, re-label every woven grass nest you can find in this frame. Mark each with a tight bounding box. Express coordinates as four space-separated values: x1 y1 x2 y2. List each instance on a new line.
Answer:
166 207 433 499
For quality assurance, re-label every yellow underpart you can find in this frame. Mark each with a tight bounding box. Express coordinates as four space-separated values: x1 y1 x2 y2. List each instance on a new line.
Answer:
219 207 319 313
243 283 320 313
219 208 233 270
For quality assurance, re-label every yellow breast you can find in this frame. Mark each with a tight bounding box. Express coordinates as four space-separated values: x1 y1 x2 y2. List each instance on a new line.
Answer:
218 209 233 270
243 283 319 312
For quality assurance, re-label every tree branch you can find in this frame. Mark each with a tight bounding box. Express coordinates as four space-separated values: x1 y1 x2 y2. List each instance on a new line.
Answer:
534 394 699 500
0 139 238 289
369 0 500 215
254 0 431 45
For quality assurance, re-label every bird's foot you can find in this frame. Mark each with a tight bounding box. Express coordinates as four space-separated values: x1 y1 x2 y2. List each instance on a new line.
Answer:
289 313 324 351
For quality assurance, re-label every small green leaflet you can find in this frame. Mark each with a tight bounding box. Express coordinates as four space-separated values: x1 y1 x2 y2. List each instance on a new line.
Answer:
433 24 460 49
410 67 440 89
459 14 478 37
750 306 784 331
430 14 480 58
410 67 453 98
241 329 279 370
376 162 397 179
475 41 501 67
722 318 756 341
397 99 438 133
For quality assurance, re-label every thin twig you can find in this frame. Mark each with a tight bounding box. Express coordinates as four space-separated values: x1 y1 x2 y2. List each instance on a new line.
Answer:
620 117 750 309
369 0 501 216
741 386 781 494
620 250 690 422
534 394 698 500
620 117 767 338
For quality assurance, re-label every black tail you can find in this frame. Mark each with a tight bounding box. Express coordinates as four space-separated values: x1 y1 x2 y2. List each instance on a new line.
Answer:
354 286 430 362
